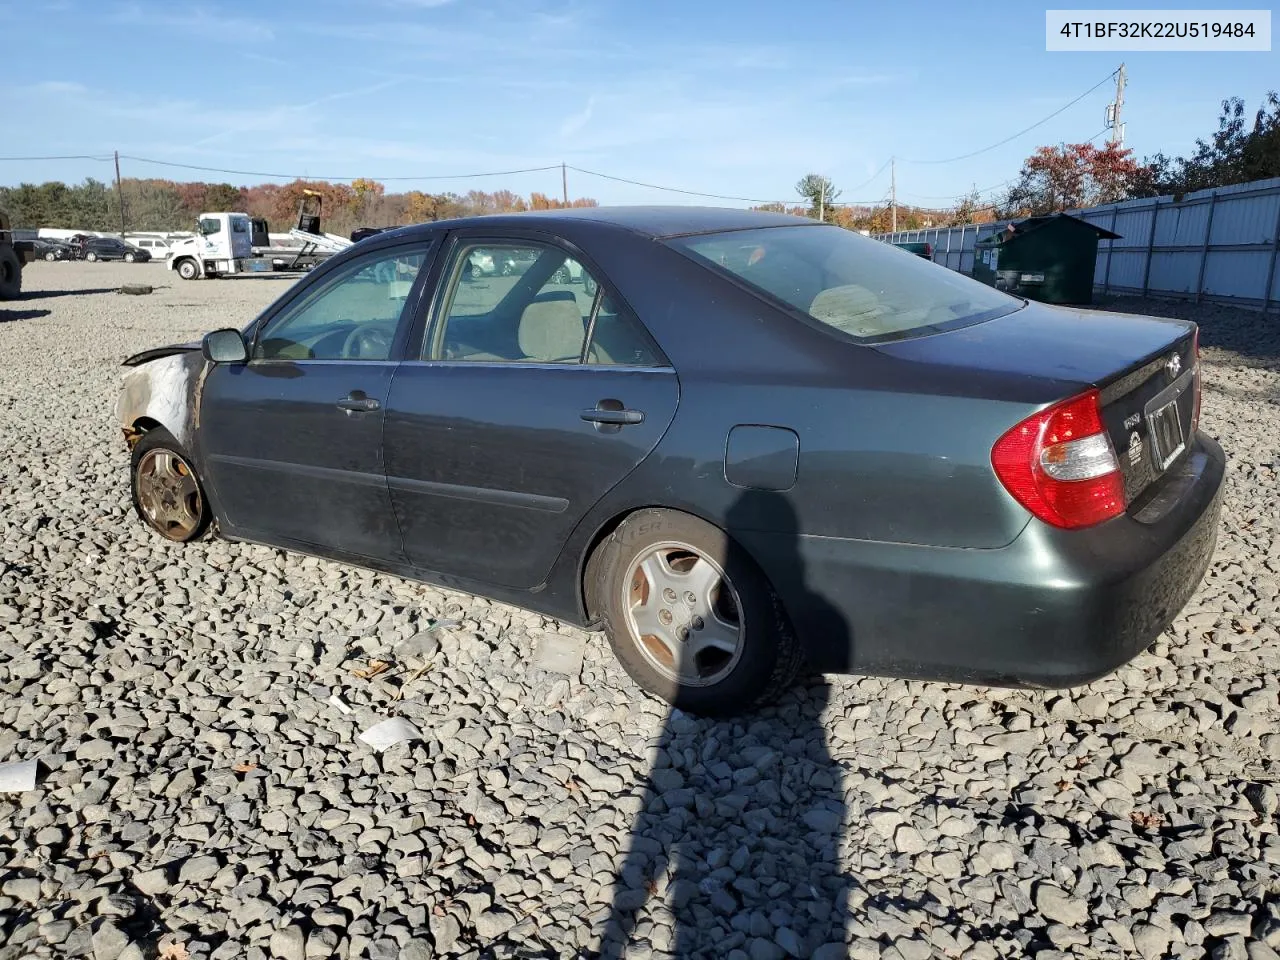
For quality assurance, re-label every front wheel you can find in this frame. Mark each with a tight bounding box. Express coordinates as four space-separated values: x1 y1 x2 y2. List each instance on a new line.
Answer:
85 251 98 262
44 251 57 262
586 509 802 716
130 428 212 543
176 258 199 280
124 253 135 263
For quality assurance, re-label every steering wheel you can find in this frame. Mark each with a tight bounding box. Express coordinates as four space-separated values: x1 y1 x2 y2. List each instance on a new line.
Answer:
340 324 391 359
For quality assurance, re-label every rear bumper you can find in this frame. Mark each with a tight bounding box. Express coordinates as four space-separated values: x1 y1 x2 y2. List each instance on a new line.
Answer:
752 433 1226 687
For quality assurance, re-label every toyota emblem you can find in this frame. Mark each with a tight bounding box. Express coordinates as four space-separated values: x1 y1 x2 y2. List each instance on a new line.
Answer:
1166 353 1182 378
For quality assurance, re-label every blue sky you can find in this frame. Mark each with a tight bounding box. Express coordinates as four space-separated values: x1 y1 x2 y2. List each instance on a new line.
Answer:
4 1 1277 208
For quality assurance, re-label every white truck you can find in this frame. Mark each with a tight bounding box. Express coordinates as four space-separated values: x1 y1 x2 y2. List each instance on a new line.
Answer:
167 193 353 280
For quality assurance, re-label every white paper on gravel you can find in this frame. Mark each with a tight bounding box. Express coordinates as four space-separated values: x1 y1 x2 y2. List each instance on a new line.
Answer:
358 717 422 751
0 760 38 793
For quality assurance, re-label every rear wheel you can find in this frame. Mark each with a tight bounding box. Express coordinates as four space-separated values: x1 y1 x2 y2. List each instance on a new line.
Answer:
176 258 199 280
130 428 211 543
586 509 802 716
0 248 20 299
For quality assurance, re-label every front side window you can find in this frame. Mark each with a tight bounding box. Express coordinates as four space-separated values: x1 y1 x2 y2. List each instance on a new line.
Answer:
254 247 428 361
670 224 1023 343
199 218 221 236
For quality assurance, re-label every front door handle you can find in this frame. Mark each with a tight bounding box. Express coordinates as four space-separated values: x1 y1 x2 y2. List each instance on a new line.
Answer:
337 391 380 413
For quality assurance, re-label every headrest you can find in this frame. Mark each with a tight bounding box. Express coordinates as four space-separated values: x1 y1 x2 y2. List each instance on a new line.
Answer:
518 298 584 362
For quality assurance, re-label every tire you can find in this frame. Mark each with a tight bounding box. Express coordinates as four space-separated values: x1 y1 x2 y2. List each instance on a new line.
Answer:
176 258 199 281
586 508 803 716
0 247 21 299
44 251 57 262
85 251 98 262
583 273 598 298
129 427 212 543
124 253 135 263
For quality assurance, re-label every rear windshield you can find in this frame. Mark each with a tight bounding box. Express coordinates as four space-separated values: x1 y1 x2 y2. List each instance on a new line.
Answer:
669 224 1023 343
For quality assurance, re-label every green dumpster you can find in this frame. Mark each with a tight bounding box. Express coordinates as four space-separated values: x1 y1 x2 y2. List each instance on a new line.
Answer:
971 213 1120 305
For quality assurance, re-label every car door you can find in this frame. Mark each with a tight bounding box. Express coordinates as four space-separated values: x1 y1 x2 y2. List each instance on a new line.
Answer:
384 232 680 589
198 240 435 562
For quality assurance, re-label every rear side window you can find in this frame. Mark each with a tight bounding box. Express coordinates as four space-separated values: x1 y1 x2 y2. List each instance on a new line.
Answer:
670 225 1022 343
586 293 663 367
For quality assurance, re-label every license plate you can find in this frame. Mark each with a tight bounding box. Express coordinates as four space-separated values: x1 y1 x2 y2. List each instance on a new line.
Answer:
1147 397 1185 470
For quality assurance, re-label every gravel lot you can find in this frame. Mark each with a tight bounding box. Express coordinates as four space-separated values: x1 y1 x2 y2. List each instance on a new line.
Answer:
1 261 1278 960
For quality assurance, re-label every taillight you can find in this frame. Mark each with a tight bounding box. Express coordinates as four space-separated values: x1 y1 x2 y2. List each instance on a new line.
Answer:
991 389 1126 529
1190 327 1201 435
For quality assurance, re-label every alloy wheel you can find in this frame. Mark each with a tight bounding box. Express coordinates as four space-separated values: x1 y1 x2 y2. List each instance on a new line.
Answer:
135 448 203 541
623 541 745 687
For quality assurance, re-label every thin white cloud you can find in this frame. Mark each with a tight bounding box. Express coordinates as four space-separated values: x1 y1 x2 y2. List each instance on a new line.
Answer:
30 81 89 96
189 77 414 148
114 4 274 42
560 96 596 137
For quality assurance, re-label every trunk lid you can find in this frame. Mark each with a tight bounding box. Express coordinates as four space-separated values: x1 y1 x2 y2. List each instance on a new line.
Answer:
876 301 1200 506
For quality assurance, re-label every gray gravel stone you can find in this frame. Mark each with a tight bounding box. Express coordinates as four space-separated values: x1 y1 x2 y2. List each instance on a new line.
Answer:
270 925 305 960
1035 884 1088 926
91 921 131 960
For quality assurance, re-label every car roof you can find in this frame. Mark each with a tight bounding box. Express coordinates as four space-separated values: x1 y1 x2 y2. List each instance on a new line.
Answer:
374 205 818 243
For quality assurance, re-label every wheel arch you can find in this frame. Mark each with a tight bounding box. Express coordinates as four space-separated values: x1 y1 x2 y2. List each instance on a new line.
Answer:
577 502 783 627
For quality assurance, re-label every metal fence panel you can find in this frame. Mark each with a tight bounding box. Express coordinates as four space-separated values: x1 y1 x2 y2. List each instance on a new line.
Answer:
873 174 1280 311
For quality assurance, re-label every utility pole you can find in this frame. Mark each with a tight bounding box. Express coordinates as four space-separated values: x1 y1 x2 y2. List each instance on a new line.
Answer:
890 157 897 233
1106 63 1127 148
819 178 825 222
561 162 568 205
113 150 126 235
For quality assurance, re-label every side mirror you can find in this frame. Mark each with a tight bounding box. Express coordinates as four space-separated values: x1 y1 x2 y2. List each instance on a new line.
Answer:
202 328 248 364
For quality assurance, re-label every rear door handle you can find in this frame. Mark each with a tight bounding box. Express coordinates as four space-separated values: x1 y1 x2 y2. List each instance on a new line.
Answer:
337 392 380 413
581 407 644 425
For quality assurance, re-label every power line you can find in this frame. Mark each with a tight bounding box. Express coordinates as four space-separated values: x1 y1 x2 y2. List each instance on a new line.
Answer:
118 154 564 182
845 157 893 192
0 154 114 162
896 67 1119 165
898 125 1125 205
567 165 788 204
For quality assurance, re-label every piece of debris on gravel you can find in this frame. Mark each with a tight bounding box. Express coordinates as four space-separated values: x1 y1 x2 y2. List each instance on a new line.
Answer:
0 265 1277 959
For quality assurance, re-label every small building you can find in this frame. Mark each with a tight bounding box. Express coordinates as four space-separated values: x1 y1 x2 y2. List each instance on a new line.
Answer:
971 213 1120 305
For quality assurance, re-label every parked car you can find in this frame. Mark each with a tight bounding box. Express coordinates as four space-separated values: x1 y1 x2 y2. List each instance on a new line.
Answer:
82 237 151 262
114 207 1224 716
31 238 74 261
129 237 172 260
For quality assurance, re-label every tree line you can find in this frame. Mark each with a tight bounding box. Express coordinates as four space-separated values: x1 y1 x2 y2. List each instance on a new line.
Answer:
0 176 599 235
998 89 1280 220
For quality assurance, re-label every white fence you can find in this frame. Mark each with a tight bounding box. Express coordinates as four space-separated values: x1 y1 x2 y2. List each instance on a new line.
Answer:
876 176 1280 313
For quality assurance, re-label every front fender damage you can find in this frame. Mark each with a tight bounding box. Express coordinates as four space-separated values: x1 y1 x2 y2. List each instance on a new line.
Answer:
115 350 207 452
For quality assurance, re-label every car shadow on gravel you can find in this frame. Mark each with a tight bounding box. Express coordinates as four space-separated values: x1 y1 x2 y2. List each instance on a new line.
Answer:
595 492 853 959
0 308 52 322
11 288 117 300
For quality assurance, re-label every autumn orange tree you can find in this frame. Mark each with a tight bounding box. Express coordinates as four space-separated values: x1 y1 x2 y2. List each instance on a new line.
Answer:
999 142 1144 218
